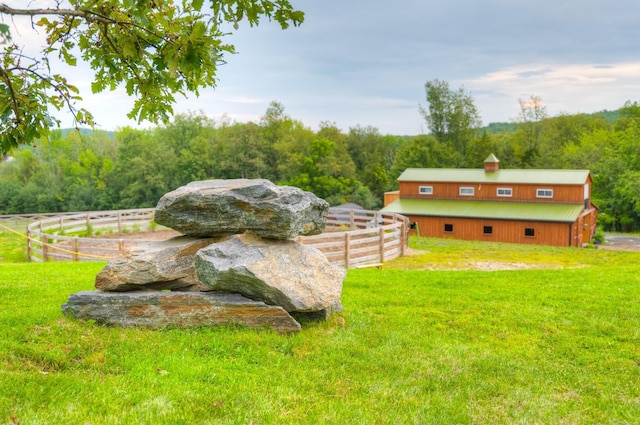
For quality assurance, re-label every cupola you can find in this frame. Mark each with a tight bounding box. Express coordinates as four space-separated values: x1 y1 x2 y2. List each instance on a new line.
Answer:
484 153 500 173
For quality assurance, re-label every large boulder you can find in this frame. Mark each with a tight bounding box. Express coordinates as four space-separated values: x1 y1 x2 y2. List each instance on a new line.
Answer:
154 179 329 239
62 291 301 333
195 232 345 314
95 236 222 292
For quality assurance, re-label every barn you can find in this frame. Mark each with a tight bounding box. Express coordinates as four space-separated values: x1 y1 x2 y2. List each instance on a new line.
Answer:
381 154 597 247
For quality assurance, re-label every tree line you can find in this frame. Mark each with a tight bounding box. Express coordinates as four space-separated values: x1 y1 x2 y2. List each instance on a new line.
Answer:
2 89 640 232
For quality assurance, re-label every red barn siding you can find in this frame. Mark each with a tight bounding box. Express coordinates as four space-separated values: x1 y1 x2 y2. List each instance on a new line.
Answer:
400 181 590 204
384 191 400 206
407 215 575 247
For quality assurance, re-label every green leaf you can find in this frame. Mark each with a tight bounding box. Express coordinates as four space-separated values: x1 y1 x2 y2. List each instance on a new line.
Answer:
91 80 105 93
192 0 204 11
62 49 77 66
0 23 10 42
191 21 206 39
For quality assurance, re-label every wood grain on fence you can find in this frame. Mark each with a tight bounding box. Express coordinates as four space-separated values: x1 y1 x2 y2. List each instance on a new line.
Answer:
24 208 408 268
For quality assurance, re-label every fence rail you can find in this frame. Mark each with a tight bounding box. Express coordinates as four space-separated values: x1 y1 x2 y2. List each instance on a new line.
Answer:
23 208 408 268
298 209 408 268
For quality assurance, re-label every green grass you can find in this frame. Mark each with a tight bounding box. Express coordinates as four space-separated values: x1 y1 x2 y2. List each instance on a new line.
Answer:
0 221 29 262
1 239 640 424
390 237 640 269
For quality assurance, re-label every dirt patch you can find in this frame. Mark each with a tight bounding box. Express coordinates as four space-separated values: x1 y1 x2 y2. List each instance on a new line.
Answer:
468 261 558 271
411 261 560 271
92 230 182 241
399 248 561 271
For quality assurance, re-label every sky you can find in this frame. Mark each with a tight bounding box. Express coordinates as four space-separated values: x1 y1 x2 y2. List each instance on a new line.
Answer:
4 0 640 135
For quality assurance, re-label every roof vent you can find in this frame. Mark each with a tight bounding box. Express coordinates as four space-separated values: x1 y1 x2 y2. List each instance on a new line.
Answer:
484 153 500 173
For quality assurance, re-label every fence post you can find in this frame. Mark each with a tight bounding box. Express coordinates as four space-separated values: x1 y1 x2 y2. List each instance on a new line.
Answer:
344 232 351 269
26 229 31 261
119 239 125 254
400 218 407 257
42 234 48 261
73 237 79 261
379 227 385 263
118 210 122 233
349 209 355 228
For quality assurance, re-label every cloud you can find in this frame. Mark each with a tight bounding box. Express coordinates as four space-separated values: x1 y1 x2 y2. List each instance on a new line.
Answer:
467 62 640 122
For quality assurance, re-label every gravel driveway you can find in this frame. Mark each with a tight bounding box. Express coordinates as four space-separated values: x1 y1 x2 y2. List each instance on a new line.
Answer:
601 233 640 252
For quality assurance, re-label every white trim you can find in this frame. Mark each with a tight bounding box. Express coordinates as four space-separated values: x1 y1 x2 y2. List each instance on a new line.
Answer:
497 187 512 197
536 188 553 198
459 186 475 196
418 185 433 195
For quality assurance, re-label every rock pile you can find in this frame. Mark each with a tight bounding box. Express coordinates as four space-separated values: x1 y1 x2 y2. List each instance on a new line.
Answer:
63 179 345 333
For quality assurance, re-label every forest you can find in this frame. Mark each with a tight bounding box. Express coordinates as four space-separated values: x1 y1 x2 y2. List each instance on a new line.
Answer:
2 96 640 232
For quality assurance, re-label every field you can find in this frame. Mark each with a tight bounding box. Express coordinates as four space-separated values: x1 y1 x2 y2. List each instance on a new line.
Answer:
1 226 640 424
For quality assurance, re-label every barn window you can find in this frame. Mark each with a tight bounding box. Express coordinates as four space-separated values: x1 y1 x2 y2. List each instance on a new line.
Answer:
483 226 493 235
525 228 535 237
497 187 512 197
444 223 453 232
459 187 475 196
419 185 433 195
536 189 553 198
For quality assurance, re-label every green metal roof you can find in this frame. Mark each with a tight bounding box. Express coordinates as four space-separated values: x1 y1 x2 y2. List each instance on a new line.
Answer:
381 198 585 223
398 168 590 185
484 153 500 163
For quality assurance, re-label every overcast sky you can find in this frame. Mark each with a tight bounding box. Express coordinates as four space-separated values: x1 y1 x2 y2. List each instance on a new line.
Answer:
5 0 640 134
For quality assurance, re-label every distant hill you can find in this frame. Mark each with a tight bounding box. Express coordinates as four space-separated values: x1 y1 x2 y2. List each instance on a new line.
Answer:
589 109 620 123
481 122 518 134
56 128 116 139
480 108 622 135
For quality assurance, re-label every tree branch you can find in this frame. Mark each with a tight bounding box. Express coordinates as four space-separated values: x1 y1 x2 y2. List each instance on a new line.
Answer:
0 65 21 123
0 3 114 24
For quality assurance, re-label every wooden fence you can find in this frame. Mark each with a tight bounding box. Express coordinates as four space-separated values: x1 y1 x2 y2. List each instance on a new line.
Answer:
298 208 409 268
25 209 168 262
24 208 409 268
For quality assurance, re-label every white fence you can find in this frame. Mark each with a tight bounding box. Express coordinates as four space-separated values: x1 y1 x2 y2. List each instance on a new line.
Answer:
24 208 409 268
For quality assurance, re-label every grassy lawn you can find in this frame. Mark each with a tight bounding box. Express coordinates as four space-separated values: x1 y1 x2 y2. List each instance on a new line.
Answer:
0 221 29 262
1 238 639 424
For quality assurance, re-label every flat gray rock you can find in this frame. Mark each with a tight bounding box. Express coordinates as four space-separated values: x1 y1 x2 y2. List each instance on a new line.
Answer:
95 236 222 292
62 290 302 333
154 179 329 239
196 233 345 313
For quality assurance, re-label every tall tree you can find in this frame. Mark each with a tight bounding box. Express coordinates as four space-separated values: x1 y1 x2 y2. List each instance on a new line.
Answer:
261 101 296 181
282 136 374 208
345 125 401 202
513 95 548 167
109 128 178 208
154 112 218 184
617 100 640 130
466 132 496 168
216 122 271 180
0 1 304 156
391 135 455 178
419 79 481 164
